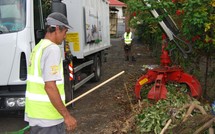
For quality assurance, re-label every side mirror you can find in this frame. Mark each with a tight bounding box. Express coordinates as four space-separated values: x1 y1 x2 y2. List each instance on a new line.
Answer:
52 0 67 17
35 29 45 44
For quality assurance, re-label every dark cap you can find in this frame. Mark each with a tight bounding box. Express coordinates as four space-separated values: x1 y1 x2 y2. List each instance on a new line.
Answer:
46 12 72 29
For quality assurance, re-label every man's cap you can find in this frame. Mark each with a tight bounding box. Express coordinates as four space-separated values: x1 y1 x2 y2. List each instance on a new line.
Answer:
46 12 72 29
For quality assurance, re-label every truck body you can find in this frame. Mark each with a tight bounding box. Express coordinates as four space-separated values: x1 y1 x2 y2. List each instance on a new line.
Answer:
0 0 110 110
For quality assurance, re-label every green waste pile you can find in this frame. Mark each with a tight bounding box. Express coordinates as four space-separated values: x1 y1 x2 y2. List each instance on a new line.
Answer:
135 83 213 134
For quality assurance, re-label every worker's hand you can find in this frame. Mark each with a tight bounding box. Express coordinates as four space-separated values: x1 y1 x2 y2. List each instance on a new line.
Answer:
64 115 77 132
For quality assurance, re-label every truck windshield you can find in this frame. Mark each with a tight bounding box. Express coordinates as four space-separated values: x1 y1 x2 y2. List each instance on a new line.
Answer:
0 0 26 34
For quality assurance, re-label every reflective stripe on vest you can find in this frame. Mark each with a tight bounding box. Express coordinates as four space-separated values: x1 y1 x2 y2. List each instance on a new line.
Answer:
124 32 132 45
26 91 65 102
25 39 65 120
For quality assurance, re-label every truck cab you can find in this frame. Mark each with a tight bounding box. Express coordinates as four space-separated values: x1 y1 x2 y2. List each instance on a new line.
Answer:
0 0 49 110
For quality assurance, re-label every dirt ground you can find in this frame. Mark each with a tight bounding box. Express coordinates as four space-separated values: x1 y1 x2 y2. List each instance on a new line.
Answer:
0 38 156 133
0 38 212 133
71 38 157 134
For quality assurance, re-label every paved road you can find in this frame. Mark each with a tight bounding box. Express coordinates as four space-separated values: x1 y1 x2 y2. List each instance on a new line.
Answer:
0 111 27 133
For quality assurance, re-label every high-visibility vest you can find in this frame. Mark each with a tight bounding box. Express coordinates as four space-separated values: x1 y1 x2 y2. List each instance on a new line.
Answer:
124 32 132 45
25 39 65 120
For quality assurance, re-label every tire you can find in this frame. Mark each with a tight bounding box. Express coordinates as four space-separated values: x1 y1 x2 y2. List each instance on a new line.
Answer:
91 55 101 82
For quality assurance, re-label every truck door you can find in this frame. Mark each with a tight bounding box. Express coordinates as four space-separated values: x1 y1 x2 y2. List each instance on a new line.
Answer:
0 0 26 85
33 0 51 44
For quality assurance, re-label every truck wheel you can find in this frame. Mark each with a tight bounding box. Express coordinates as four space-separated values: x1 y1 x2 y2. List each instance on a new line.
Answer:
91 55 101 82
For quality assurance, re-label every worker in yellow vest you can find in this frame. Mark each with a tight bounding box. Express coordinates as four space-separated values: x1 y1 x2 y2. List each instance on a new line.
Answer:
25 12 77 134
123 28 136 61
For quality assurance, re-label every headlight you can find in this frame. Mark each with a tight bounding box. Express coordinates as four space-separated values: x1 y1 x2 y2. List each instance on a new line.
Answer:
6 98 16 107
5 97 26 108
17 98 25 107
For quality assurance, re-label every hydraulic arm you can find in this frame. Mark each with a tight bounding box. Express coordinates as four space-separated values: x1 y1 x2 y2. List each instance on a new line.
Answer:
134 0 202 101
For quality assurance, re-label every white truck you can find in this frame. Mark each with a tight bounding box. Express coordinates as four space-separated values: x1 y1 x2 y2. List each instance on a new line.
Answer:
0 0 110 110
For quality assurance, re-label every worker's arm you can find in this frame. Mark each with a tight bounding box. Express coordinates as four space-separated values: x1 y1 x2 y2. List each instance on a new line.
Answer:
45 81 77 131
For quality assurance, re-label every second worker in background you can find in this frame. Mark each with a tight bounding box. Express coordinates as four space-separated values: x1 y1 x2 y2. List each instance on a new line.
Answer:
123 28 136 62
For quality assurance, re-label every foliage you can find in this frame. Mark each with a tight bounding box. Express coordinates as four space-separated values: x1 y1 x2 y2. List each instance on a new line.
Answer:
42 0 51 18
126 0 215 48
180 0 215 58
136 83 210 134
126 0 215 58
